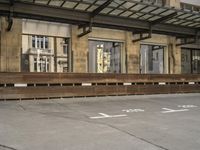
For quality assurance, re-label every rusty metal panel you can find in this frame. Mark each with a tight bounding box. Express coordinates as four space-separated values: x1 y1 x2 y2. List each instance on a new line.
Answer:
0 73 200 84
0 73 199 100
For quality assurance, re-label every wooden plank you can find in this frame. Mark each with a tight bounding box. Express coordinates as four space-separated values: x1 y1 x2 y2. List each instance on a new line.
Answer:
0 73 199 84
0 84 199 100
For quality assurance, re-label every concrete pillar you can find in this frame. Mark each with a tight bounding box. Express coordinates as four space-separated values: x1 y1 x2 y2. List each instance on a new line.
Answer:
0 17 22 72
71 25 88 73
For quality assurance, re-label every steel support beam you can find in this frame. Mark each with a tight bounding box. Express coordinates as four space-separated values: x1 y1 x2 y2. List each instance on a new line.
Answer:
6 0 14 31
78 18 93 37
132 26 152 43
91 0 113 18
176 38 196 46
78 0 113 37
0 1 197 37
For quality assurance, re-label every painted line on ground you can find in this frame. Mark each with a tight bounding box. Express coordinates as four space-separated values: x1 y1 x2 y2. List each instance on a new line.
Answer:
178 105 198 108
90 113 127 119
161 108 189 114
122 109 145 113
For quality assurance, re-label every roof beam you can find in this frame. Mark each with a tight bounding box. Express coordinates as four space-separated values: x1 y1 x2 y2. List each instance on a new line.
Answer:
90 0 113 18
0 1 197 37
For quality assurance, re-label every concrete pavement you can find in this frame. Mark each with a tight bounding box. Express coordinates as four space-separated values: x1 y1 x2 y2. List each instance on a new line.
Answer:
0 93 200 150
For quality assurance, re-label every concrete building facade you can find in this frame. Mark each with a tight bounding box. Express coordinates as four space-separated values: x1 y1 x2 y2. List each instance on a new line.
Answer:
0 0 199 74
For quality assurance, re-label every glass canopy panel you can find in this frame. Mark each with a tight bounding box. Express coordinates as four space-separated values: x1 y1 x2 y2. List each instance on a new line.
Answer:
95 0 106 5
188 23 198 27
186 16 199 20
131 4 146 11
189 23 200 27
195 18 200 21
122 2 137 9
62 1 78 9
148 16 161 21
101 7 113 14
140 6 157 13
166 19 178 23
181 22 194 26
114 0 125 5
49 1 64 7
83 0 95 4
130 13 144 18
177 14 192 19
109 1 119 7
109 9 124 15
75 3 90 10
173 20 186 25
87 5 98 12
5 0 200 30
120 11 133 17
151 8 166 14
161 10 175 16
35 0 48 5
196 25 200 28
140 14 153 19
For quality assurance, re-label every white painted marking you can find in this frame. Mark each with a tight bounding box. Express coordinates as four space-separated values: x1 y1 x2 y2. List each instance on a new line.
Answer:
178 105 198 108
161 108 189 114
82 83 92 86
159 82 166 85
189 82 195 85
123 83 132 86
90 113 127 119
122 109 145 113
14 84 27 87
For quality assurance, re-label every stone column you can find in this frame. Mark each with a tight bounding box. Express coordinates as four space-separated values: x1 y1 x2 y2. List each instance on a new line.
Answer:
168 37 181 74
71 25 88 73
126 32 140 74
0 17 22 72
166 0 180 8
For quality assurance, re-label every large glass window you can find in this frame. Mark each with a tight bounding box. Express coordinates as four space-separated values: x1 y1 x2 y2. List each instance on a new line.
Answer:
22 35 70 73
89 40 122 73
192 50 200 74
181 49 191 74
140 44 165 74
181 49 200 74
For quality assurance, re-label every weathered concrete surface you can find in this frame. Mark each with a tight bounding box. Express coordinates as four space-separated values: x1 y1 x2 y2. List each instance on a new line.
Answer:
0 93 200 150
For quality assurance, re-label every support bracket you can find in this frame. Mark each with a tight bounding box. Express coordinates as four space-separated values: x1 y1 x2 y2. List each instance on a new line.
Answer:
77 0 113 38
7 0 14 31
176 38 196 46
132 12 177 43
132 26 152 43
176 31 200 46
78 18 93 38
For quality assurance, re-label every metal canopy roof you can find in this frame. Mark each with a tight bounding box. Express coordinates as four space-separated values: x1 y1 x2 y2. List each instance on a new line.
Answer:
0 0 199 38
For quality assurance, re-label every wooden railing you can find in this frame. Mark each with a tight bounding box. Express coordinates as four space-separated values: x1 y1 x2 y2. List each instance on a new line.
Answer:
0 73 200 100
